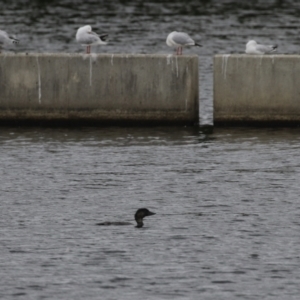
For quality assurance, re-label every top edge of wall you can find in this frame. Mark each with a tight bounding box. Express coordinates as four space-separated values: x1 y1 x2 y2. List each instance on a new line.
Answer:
214 54 298 58
0 53 200 58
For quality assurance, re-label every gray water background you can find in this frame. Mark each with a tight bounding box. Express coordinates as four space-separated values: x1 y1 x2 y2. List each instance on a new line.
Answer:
1 1 300 299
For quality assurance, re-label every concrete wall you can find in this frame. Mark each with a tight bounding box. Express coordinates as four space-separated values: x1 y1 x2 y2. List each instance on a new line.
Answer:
214 54 300 125
0 54 199 125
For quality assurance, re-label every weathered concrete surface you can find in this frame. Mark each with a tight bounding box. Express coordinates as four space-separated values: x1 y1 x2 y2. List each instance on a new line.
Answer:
0 53 199 125
214 54 300 125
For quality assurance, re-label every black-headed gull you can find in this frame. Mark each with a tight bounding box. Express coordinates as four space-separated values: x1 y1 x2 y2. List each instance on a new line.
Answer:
245 40 277 54
0 29 19 52
166 31 201 55
76 25 108 54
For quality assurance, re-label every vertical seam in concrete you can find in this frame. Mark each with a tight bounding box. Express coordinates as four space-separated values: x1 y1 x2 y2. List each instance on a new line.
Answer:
167 54 172 65
89 56 92 87
36 56 42 104
259 55 263 67
221 54 230 80
185 64 189 112
271 55 275 64
185 96 188 111
111 54 114 66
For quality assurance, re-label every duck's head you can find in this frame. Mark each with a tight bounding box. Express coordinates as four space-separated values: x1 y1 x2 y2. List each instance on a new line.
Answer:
134 208 156 228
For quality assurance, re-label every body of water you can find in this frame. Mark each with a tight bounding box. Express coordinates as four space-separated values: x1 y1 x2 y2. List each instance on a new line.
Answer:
1 1 300 299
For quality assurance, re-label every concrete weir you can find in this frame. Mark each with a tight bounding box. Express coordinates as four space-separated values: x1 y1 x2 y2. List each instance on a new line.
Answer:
214 54 300 125
0 53 199 125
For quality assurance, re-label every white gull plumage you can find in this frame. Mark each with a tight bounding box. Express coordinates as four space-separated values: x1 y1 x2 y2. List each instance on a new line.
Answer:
166 31 201 55
0 29 19 52
245 40 277 54
76 25 108 54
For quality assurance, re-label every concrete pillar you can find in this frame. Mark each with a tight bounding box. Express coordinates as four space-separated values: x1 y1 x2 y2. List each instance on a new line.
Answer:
0 54 199 125
214 54 300 125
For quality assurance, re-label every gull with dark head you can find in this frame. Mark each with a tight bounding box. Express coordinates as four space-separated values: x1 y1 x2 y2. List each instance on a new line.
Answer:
245 40 277 54
166 31 201 55
76 25 108 54
0 29 19 53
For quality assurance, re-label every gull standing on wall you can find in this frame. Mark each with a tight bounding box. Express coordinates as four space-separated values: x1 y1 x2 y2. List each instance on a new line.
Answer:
245 40 277 54
0 29 19 52
166 31 201 55
76 25 108 54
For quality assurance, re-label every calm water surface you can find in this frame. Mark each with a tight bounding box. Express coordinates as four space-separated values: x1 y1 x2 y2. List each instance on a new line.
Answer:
1 1 300 299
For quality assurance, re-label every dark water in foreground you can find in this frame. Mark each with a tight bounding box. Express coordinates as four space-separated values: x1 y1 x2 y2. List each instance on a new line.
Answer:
1 1 300 299
1 126 300 299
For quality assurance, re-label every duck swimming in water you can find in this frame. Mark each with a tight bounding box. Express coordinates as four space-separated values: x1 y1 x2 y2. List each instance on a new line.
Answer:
134 208 156 228
96 208 156 228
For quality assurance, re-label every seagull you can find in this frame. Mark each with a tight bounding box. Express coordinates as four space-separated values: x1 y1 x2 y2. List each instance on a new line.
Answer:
0 29 19 52
245 40 277 54
166 31 201 55
76 25 108 54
